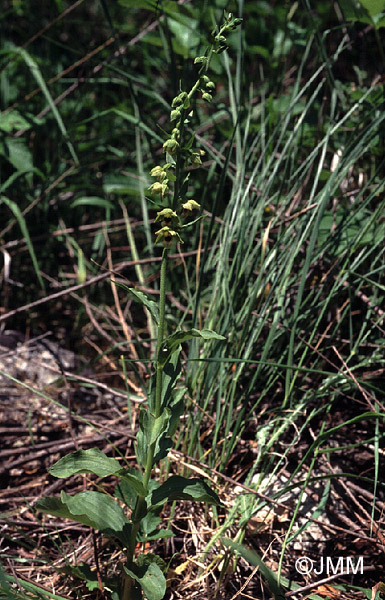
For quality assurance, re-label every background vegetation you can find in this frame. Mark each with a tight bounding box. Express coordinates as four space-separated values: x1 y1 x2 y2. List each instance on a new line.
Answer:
1 0 384 599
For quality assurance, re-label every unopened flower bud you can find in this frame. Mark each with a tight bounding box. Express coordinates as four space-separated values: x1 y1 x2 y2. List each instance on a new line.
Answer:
224 17 243 31
171 91 188 107
170 109 181 122
202 92 212 102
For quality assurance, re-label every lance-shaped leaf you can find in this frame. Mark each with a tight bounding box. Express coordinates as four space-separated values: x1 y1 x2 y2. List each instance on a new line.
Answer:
114 283 159 325
49 448 121 478
141 410 170 446
36 495 95 529
161 350 182 410
36 490 131 538
149 475 223 508
158 328 226 367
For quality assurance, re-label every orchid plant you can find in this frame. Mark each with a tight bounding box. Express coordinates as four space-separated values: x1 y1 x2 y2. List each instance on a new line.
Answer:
36 13 242 600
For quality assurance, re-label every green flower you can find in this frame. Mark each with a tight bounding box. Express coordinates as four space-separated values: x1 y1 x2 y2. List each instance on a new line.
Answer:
181 199 201 217
194 56 208 65
224 17 243 31
155 226 183 247
190 152 202 165
149 181 168 196
163 138 179 155
150 166 168 181
155 208 179 227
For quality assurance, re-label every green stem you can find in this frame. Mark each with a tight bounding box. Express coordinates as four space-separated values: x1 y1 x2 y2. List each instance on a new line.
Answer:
171 44 216 213
154 247 168 417
123 248 168 600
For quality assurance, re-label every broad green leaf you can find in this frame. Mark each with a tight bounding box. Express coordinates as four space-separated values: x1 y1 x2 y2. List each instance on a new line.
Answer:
70 196 114 210
36 495 96 529
61 491 131 536
115 475 139 508
37 491 131 536
150 476 223 507
338 0 371 21
124 561 166 600
0 137 33 172
359 0 385 16
158 328 226 367
49 448 121 478
140 528 173 542
0 109 31 132
136 504 173 541
221 539 286 600
338 0 385 25
114 284 159 326
168 16 200 58
137 553 166 571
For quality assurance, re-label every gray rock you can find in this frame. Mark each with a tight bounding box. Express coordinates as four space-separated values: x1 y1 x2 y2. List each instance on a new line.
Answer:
0 331 77 388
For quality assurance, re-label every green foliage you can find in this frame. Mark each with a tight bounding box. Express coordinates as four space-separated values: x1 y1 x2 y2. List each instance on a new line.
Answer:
48 448 121 478
116 284 160 325
339 0 385 26
123 560 166 600
2 2 384 599
31 11 236 599
222 539 286 600
150 475 223 507
36 491 132 542
158 328 226 367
